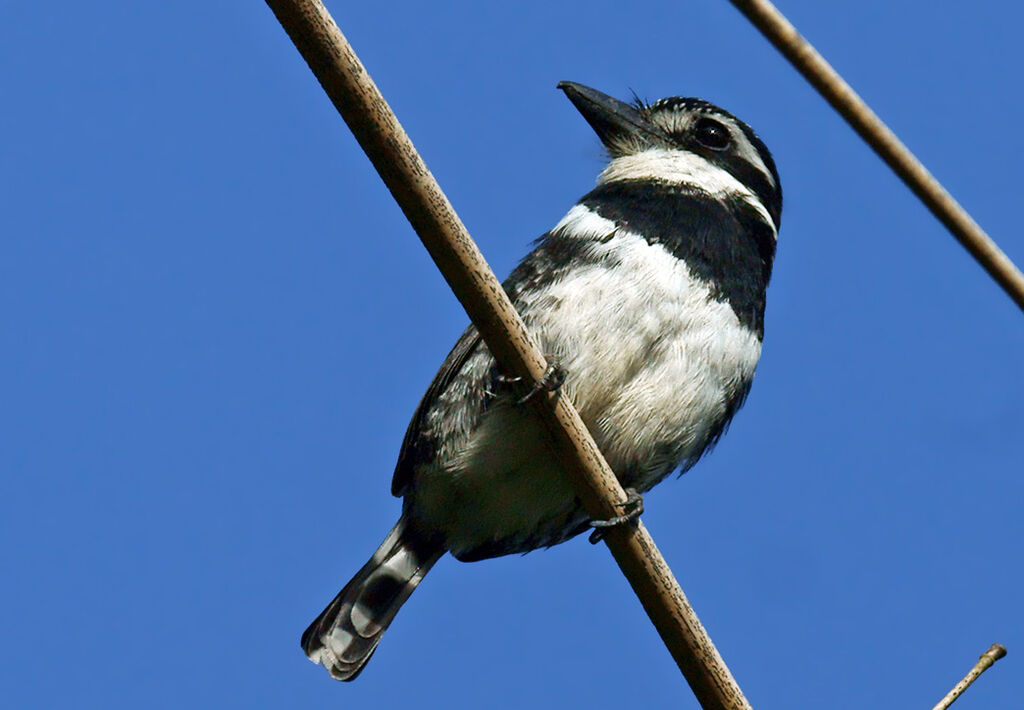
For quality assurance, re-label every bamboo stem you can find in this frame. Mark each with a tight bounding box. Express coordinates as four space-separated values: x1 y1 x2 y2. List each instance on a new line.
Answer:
729 0 1024 313
931 644 1007 710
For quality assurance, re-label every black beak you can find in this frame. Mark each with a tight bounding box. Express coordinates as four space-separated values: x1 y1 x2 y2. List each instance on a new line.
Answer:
557 81 663 151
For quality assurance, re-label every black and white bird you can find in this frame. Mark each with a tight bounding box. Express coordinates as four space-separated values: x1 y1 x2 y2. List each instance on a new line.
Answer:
302 81 782 680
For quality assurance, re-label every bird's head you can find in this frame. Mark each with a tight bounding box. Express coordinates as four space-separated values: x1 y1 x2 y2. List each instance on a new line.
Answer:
558 81 781 230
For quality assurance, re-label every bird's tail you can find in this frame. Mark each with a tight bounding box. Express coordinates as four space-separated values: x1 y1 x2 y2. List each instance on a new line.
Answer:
301 517 444 681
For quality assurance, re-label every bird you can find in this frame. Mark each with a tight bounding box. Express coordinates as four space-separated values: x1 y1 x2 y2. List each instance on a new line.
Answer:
301 80 782 681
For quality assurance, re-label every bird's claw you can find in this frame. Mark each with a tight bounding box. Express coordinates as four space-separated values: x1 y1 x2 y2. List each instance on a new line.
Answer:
588 488 644 543
515 363 566 405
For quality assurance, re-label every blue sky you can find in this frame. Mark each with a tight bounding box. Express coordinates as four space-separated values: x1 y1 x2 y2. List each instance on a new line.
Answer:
2 1 1022 708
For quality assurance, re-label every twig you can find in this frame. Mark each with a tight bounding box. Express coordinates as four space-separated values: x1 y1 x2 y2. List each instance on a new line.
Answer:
931 644 1007 710
728 0 1024 313
264 1 751 708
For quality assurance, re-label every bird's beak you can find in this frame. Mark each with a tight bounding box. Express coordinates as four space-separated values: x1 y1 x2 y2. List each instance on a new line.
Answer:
557 81 663 151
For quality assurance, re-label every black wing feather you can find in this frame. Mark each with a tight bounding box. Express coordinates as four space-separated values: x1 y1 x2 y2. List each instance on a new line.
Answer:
389 228 603 498
391 327 483 496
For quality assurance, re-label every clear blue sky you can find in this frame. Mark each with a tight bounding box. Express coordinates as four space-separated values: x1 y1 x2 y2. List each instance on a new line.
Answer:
2 2 1021 708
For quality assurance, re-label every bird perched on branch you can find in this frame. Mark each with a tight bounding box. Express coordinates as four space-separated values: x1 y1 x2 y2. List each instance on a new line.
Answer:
302 81 782 680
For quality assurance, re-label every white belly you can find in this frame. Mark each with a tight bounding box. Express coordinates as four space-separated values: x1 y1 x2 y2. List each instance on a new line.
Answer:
410 226 762 558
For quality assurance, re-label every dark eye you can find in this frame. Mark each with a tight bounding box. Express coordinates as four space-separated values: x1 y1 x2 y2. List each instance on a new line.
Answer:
694 118 730 150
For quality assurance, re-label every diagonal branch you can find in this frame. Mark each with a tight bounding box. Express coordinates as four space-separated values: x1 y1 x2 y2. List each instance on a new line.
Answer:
728 0 1024 313
264 1 752 708
931 644 1007 710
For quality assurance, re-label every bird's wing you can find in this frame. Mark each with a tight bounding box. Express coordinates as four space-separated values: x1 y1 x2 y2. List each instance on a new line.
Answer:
391 326 485 496
389 230 581 497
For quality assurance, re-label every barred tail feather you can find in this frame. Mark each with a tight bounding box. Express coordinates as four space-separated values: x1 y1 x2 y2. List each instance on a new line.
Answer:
301 517 443 681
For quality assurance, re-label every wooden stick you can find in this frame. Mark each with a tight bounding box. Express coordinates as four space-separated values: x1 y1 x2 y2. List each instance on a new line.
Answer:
729 0 1024 313
264 1 752 707
931 644 1007 710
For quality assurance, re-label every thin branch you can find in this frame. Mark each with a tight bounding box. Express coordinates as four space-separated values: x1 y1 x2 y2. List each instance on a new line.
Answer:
729 0 1024 313
931 644 1007 710
264 1 751 708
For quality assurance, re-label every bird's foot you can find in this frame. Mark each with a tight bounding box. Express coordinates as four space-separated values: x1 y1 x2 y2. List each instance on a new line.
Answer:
588 488 644 543
515 362 566 405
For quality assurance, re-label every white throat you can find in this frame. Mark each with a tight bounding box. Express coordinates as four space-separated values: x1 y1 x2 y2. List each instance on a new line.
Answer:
598 149 776 237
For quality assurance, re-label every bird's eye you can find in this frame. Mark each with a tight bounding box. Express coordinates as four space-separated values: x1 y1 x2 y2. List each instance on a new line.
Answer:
694 118 730 150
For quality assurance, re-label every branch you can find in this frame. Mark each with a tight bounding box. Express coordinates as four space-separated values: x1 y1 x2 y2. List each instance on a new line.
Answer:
931 644 1007 710
729 0 1024 313
264 1 751 707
